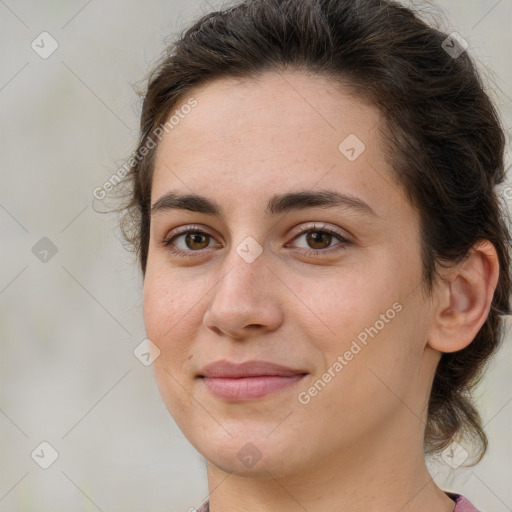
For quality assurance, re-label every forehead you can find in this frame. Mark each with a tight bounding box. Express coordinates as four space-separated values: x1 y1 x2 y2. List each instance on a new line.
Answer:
151 70 405 221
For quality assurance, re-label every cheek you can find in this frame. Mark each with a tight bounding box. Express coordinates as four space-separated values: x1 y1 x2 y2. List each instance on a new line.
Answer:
143 273 194 355
300 270 393 344
301 264 423 389
143 275 200 417
143 277 171 340
294 309 423 447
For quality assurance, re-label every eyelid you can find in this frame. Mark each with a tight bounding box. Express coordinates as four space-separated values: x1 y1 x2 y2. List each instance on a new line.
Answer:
161 222 352 256
160 224 220 256
166 223 215 238
161 223 220 247
287 221 353 242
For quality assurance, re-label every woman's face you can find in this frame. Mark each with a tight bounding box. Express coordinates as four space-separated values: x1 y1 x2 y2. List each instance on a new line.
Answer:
143 71 439 477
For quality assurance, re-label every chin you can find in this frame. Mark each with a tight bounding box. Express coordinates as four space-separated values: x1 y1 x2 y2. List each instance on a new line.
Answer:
192 428 307 478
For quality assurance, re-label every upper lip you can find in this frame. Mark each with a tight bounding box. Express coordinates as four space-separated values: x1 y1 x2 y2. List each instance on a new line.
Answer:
198 360 308 378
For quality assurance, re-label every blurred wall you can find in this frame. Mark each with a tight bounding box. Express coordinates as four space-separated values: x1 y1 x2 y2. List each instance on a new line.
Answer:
1 1 511 511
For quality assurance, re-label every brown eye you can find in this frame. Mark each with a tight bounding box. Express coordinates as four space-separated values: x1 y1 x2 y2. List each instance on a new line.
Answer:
161 226 218 258
184 232 210 250
289 225 351 256
305 231 333 250
162 223 351 259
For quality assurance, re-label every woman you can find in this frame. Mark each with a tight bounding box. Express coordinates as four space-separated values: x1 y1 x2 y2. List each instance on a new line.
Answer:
116 0 511 510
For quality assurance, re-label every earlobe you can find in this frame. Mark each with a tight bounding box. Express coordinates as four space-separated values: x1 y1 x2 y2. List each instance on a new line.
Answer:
427 240 500 354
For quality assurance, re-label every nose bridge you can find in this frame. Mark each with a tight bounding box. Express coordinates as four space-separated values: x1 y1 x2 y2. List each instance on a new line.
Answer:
203 235 283 336
213 236 267 305
219 215 267 284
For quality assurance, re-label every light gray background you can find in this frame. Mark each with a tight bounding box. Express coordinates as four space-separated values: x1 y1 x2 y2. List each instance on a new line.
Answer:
1 1 511 511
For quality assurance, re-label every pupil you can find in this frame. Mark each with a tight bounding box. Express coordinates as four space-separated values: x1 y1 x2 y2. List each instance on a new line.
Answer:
307 231 330 249
187 233 208 249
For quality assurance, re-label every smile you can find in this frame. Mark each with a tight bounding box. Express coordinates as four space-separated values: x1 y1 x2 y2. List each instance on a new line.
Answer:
200 374 307 401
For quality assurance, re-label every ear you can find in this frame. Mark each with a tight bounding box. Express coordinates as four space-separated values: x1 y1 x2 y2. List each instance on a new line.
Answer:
427 240 500 353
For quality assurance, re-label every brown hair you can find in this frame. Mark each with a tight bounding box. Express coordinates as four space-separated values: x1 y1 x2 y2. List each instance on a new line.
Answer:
113 0 511 461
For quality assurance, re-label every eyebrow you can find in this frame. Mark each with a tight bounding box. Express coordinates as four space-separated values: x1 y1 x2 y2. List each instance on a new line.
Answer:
150 189 381 220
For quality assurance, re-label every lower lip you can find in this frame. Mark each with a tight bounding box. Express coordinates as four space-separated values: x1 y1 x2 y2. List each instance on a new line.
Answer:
201 374 306 401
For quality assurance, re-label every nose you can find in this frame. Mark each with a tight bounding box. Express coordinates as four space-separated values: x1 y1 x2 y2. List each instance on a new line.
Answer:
203 249 284 339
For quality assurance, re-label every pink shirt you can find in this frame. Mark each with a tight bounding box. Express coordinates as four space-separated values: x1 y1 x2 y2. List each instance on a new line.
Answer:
196 492 481 511
447 492 482 512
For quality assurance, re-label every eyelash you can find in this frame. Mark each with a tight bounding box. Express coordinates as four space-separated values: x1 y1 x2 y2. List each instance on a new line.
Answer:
160 223 352 258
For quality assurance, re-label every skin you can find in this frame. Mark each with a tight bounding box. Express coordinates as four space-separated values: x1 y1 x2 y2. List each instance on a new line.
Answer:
143 70 499 512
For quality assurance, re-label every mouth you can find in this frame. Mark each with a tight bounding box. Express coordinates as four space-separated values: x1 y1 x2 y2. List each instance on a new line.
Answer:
199 374 308 401
197 359 308 401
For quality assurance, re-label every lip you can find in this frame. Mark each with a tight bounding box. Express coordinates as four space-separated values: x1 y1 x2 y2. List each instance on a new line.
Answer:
198 359 308 378
197 360 308 401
